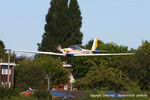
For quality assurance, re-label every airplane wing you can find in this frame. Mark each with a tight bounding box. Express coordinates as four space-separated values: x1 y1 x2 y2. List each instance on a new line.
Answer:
10 49 65 56
8 49 141 57
73 53 136 56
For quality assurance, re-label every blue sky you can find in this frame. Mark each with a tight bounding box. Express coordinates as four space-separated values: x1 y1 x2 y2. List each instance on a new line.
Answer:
0 0 150 54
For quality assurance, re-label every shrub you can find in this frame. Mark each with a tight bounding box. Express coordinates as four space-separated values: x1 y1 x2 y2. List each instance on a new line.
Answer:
33 90 52 99
0 87 18 98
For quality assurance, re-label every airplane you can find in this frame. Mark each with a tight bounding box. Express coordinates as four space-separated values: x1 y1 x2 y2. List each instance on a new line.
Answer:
8 38 137 57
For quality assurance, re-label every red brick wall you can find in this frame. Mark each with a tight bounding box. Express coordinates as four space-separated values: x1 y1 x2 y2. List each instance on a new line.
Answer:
0 65 14 86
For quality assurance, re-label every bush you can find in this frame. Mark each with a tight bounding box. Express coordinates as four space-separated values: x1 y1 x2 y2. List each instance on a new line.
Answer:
0 96 39 100
33 90 52 99
0 87 18 98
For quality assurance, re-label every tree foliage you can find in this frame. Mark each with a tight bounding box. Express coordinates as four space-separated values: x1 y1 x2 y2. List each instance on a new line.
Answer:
66 0 83 45
15 56 69 91
38 0 83 52
0 40 8 61
113 40 150 90
71 40 129 79
75 64 140 92
71 40 150 91
38 0 69 52
0 40 5 49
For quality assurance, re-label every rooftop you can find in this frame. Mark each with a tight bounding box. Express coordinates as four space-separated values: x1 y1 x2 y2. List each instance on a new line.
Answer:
0 62 16 66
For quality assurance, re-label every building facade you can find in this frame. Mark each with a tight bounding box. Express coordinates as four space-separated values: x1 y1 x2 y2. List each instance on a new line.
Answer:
0 62 16 88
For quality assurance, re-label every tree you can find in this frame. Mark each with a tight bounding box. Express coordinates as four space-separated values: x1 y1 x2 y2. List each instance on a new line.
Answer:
66 0 83 45
15 56 69 91
38 0 83 52
71 57 92 79
111 40 150 91
38 0 69 52
71 40 129 79
74 64 140 91
0 40 7 61
0 40 5 49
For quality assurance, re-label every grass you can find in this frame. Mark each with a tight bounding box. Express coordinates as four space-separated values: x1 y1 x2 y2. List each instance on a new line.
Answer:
0 96 50 100
0 96 149 100
84 97 149 100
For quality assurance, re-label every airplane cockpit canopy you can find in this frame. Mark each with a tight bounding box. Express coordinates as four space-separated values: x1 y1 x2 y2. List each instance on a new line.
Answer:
69 45 82 50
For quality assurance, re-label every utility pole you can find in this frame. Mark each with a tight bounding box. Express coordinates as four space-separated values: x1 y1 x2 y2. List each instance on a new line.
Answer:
45 74 50 90
48 76 50 91
45 74 50 99
7 50 10 88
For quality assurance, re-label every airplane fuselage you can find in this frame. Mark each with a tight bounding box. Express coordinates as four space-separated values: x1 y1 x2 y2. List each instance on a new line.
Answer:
62 47 93 56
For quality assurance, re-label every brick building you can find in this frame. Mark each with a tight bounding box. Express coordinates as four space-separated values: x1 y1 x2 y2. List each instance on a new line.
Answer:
0 62 16 88
54 62 75 91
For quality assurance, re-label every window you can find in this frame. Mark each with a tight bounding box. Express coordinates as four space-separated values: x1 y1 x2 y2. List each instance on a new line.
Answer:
64 84 68 90
2 69 11 75
1 65 11 75
69 45 82 50
1 82 11 88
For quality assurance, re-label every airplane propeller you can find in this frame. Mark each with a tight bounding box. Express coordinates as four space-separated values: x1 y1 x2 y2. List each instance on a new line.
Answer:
57 46 66 54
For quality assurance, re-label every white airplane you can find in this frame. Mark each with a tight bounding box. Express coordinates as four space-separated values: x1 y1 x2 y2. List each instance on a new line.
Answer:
9 39 136 57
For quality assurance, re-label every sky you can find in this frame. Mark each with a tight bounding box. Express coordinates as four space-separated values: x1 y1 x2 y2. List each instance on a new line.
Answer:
0 0 150 56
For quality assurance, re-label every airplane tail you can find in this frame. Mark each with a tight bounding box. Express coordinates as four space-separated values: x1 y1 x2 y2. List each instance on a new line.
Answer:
91 38 98 51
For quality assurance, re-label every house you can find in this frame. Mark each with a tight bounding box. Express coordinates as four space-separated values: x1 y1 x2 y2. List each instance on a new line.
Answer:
0 62 16 88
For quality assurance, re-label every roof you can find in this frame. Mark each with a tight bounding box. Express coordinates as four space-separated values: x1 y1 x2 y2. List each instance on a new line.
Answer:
104 91 120 98
0 62 16 66
50 90 72 98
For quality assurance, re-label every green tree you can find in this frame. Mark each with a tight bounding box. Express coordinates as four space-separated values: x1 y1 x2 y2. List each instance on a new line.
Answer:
75 64 139 91
38 0 69 52
0 40 5 49
71 57 92 79
15 56 69 91
112 40 150 91
66 0 83 45
0 40 8 61
71 40 129 79
38 0 83 52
